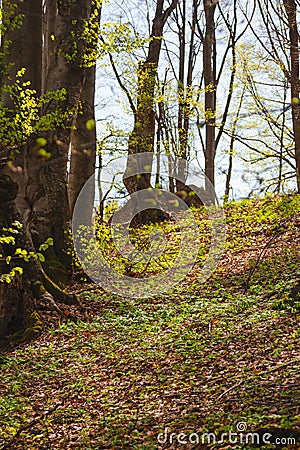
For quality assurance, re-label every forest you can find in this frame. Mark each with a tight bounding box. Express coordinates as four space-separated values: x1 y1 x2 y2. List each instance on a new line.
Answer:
0 0 300 448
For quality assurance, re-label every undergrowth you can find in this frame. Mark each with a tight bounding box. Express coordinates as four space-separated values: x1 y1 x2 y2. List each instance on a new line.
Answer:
0 194 299 449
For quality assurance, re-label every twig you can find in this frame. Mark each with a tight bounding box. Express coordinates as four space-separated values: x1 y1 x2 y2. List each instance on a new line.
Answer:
262 289 279 299
254 358 300 377
243 215 295 293
217 380 244 400
215 358 300 401
2 396 69 449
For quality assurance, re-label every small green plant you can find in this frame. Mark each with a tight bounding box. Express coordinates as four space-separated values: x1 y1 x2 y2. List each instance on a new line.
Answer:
0 222 54 283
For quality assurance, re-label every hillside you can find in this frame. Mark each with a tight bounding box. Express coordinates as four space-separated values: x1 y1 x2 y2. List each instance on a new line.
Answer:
1 195 300 449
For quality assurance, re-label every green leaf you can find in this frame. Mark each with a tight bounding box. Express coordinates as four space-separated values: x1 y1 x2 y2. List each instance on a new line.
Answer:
36 137 47 147
46 238 54 246
86 119 95 130
37 253 45 262
38 148 47 157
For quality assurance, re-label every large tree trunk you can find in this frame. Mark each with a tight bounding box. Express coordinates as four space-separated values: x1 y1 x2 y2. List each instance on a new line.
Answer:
283 0 300 193
203 0 217 190
0 174 75 342
22 0 93 282
123 0 178 195
0 175 30 339
42 0 57 96
0 0 78 340
68 2 101 222
1 0 42 105
0 0 80 283
0 0 42 215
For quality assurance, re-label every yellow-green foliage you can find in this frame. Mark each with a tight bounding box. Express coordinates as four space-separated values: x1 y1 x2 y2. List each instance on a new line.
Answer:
0 2 24 33
0 221 54 284
100 22 146 56
0 70 70 155
0 221 23 284
79 206 207 279
82 0 102 67
77 194 300 283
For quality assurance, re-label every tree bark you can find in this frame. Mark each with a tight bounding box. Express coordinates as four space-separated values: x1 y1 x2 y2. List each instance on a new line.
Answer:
0 0 91 282
42 0 57 96
68 65 97 224
0 175 30 339
0 174 75 342
0 0 78 340
0 0 42 216
23 0 94 281
283 0 300 192
1 0 42 106
203 0 217 190
68 2 101 221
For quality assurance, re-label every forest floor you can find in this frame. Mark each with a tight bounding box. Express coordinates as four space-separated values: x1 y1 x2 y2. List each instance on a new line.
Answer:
1 195 300 449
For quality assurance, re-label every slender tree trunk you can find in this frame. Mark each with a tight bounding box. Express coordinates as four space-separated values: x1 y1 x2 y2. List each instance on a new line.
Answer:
203 0 217 190
176 0 198 191
124 0 178 195
224 87 245 203
283 0 300 192
177 0 186 157
156 102 163 188
176 0 187 191
278 80 288 193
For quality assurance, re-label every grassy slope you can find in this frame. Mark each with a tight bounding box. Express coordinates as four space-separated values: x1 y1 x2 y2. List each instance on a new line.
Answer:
0 195 300 449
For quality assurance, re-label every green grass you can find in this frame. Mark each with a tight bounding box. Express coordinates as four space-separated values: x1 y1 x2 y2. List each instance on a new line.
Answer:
0 194 300 449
